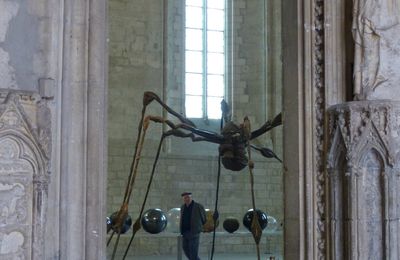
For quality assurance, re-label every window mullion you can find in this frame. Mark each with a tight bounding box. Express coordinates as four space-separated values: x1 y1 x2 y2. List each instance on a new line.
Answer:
203 0 208 119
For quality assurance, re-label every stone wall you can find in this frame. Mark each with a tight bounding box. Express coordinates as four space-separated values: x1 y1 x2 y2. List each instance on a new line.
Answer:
107 0 283 257
0 0 62 258
0 0 59 92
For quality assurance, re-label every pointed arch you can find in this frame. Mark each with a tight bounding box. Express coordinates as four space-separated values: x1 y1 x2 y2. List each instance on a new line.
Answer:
352 121 391 169
327 126 348 174
0 91 50 259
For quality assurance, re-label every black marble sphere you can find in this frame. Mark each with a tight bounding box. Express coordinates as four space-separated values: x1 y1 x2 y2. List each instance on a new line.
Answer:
141 208 168 234
242 209 268 231
108 212 133 234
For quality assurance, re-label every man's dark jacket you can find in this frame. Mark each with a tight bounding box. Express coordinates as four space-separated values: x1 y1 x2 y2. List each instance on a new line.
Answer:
180 201 207 235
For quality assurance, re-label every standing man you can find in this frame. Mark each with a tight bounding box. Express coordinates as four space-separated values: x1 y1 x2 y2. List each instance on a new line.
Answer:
180 192 206 260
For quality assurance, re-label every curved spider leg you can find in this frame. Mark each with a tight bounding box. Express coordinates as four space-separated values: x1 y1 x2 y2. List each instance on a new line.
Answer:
121 117 226 259
109 92 223 258
250 112 282 140
210 113 225 260
106 231 115 246
209 155 221 260
144 91 196 127
154 108 226 257
108 93 190 257
121 132 167 260
108 92 161 246
244 116 262 260
250 144 283 163
147 115 225 144
110 117 151 260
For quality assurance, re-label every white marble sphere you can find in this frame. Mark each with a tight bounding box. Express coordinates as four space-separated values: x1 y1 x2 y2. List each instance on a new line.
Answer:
166 208 181 233
266 215 278 232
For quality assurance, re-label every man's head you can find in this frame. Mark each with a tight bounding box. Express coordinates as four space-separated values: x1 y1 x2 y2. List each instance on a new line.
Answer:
181 192 193 206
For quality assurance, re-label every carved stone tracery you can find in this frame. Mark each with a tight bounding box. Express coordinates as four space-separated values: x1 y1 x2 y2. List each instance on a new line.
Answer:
313 0 326 258
327 101 400 259
0 90 51 260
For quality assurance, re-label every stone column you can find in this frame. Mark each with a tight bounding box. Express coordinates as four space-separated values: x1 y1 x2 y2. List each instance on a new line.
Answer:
59 0 107 259
327 1 400 259
282 0 329 258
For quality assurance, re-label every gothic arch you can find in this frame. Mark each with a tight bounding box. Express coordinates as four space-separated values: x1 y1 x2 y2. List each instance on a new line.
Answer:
351 121 391 169
327 126 348 174
0 91 50 259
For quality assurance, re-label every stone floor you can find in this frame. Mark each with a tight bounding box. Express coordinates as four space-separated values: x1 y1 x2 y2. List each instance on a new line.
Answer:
108 231 283 260
125 253 283 260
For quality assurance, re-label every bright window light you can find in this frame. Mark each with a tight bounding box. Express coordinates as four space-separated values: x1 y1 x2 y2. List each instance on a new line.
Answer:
185 0 225 119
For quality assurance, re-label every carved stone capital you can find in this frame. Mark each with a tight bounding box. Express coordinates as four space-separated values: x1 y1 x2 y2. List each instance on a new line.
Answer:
328 100 400 167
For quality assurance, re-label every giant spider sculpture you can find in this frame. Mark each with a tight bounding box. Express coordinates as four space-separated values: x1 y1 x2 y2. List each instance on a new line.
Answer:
107 91 282 260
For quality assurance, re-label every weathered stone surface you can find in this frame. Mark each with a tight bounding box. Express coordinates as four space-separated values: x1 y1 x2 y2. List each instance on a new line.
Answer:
353 0 400 100
0 1 19 89
327 101 400 260
0 90 51 260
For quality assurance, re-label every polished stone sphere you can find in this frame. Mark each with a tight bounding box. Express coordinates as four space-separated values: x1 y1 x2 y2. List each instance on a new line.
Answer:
222 217 240 233
106 216 112 233
108 212 132 234
203 209 219 232
166 208 181 233
242 209 268 231
141 208 168 234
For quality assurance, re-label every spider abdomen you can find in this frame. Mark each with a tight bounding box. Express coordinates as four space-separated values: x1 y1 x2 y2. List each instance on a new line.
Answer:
219 143 248 171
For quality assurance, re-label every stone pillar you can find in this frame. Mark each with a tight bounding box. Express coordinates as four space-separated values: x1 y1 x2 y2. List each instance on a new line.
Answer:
0 0 107 259
282 0 329 258
59 0 108 259
326 1 400 259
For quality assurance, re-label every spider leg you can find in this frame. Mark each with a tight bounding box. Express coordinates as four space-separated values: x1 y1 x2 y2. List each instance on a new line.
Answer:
147 115 225 144
243 117 262 260
110 92 226 258
250 144 283 163
120 116 225 259
110 115 151 260
250 112 282 140
144 91 196 127
210 112 225 260
144 92 227 143
122 131 167 259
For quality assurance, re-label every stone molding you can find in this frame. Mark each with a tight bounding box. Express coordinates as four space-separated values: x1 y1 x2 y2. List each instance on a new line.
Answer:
0 89 51 259
327 101 400 259
313 0 327 258
282 0 332 258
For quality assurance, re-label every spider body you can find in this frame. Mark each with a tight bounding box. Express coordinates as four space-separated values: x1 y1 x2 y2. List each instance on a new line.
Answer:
219 121 248 171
